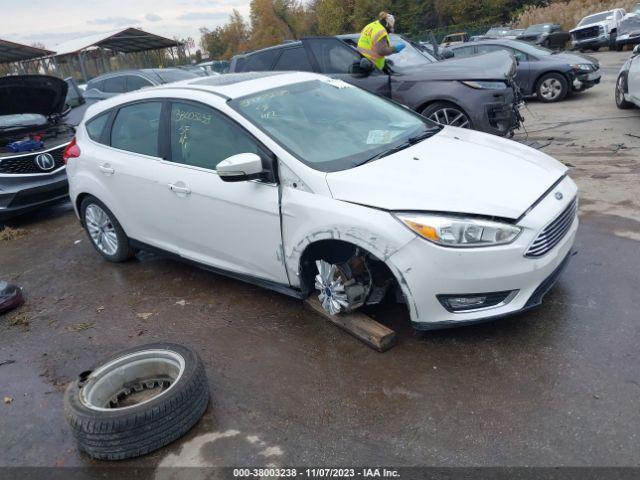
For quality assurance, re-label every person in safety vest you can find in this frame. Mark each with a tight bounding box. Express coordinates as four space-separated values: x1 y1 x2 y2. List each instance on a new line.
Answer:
357 11 405 70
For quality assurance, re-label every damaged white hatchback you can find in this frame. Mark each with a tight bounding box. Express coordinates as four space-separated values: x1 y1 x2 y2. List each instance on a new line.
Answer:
66 72 578 330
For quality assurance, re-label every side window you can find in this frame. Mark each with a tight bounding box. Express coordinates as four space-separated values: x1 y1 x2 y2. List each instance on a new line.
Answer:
126 75 153 92
169 102 260 171
476 44 503 55
85 112 109 143
306 39 361 74
111 102 162 156
87 79 104 91
512 49 529 62
273 47 313 71
242 50 281 71
452 46 475 57
103 76 126 93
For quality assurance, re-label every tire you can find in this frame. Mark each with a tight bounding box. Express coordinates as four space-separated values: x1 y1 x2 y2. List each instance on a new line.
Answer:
80 195 135 262
420 101 472 129
64 343 209 460
615 74 634 109
536 73 568 103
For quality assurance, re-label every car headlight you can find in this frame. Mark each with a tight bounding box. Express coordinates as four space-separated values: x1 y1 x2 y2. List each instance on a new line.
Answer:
461 80 508 90
571 63 593 72
394 213 522 247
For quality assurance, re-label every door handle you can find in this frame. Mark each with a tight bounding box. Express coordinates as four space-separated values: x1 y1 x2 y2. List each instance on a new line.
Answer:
99 164 115 175
168 183 191 195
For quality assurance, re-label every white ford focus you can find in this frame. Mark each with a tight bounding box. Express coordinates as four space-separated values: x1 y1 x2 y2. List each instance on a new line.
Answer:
65 72 578 330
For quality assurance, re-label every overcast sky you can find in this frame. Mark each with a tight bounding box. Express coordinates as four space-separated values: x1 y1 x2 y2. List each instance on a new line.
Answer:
1 0 250 50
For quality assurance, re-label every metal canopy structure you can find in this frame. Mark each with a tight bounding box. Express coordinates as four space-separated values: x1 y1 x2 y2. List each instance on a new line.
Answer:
0 39 54 64
52 28 179 57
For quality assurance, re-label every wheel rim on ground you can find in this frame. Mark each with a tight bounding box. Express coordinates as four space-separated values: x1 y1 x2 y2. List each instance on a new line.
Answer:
85 204 119 256
427 107 470 128
79 349 186 411
539 78 563 100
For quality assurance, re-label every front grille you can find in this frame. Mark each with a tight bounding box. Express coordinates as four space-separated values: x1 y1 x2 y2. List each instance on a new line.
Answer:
572 26 600 40
0 145 66 174
525 197 577 258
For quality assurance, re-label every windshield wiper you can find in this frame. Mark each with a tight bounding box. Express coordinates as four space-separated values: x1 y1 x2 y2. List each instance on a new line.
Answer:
359 127 439 165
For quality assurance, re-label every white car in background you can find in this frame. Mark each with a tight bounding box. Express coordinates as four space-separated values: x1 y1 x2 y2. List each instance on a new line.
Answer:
616 45 640 109
63 72 578 330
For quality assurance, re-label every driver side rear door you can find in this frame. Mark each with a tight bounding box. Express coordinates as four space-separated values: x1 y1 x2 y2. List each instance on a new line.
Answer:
301 37 391 98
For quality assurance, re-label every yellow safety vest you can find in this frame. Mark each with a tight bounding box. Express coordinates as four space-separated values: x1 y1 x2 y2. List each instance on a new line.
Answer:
358 20 390 70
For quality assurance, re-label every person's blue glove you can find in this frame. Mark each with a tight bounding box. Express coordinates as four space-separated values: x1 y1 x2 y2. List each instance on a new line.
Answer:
394 43 406 53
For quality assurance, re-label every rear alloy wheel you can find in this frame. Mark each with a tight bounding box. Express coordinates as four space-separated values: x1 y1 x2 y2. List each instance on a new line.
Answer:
615 74 634 109
536 73 568 103
81 196 134 262
64 343 209 460
421 102 471 129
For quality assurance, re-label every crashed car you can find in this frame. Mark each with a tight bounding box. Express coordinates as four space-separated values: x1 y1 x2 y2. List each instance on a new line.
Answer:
615 45 640 109
0 75 74 220
517 23 570 49
230 35 522 137
66 72 578 330
448 39 601 102
617 11 640 49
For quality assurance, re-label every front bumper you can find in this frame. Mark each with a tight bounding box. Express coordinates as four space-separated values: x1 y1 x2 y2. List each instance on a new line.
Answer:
571 36 609 49
572 70 601 91
0 169 69 220
469 86 521 137
388 175 578 330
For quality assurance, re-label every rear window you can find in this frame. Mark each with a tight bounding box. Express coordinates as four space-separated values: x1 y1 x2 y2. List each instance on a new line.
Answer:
85 113 109 142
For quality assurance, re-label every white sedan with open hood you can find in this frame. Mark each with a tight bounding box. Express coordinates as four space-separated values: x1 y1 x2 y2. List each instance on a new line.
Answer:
66 72 578 330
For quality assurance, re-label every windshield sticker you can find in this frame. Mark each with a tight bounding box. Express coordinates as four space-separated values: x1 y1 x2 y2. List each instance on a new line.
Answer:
173 108 212 125
366 130 394 145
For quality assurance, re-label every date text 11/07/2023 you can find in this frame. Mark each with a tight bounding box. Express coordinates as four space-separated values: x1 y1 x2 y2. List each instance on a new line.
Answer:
233 468 401 478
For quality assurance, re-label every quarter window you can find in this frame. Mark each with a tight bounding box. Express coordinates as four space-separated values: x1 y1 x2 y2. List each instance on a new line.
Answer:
169 102 261 171
111 102 162 156
85 113 109 142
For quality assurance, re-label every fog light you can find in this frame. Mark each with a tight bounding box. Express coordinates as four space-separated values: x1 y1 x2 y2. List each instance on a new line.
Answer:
437 290 518 313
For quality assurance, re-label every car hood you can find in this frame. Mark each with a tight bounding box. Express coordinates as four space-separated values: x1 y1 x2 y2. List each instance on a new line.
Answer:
0 75 68 117
399 50 516 80
326 127 567 220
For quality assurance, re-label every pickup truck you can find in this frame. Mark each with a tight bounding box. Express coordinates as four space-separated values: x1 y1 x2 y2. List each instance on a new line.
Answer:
570 9 626 51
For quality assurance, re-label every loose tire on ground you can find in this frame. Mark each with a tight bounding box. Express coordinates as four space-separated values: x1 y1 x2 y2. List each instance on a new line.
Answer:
64 343 209 460
536 73 569 103
80 195 135 262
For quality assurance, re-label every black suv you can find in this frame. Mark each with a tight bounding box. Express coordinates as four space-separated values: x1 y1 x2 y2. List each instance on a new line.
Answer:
230 35 522 137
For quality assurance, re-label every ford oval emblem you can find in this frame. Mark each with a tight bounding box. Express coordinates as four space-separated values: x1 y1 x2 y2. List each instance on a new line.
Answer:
554 192 563 201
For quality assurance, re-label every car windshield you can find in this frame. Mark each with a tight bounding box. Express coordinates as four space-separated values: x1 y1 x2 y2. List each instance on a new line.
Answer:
0 113 47 131
386 35 436 67
230 80 440 172
524 24 551 34
578 12 612 26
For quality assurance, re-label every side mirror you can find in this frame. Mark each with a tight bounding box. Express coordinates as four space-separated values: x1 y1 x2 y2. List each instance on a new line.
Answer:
353 57 374 75
217 153 264 182
440 48 454 59
634 45 640 55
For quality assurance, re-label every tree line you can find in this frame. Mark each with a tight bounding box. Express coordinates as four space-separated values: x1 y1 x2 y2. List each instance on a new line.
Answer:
200 0 550 60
